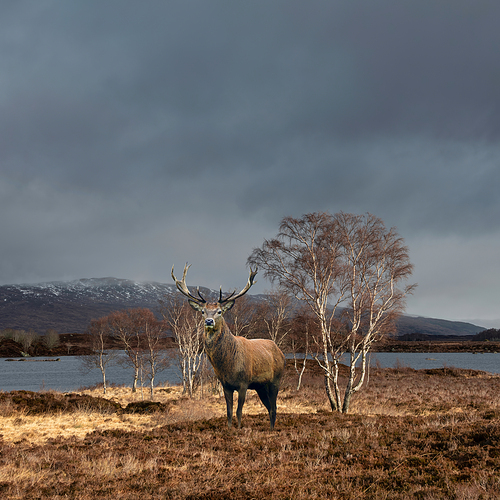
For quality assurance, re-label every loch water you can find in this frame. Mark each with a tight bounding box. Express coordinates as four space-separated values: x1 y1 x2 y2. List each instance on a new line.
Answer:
0 351 498 393
0 351 182 393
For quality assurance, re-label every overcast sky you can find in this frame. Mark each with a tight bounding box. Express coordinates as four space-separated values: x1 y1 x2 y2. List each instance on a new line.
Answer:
1 1 500 326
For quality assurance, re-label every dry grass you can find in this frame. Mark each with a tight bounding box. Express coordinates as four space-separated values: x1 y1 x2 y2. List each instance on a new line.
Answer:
0 378 326 446
0 365 499 499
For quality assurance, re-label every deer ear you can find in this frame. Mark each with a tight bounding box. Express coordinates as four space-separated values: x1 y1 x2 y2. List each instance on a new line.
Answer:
221 300 235 314
188 300 204 312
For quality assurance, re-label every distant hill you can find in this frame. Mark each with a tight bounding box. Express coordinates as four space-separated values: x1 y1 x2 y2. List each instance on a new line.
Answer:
395 315 484 338
0 277 486 337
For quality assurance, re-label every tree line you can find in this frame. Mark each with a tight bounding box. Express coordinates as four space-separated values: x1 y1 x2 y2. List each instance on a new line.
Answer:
473 329 500 341
0 328 60 355
80 295 305 400
81 308 170 398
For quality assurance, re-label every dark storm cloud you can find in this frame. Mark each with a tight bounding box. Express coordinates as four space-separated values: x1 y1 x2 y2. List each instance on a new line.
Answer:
1 1 500 322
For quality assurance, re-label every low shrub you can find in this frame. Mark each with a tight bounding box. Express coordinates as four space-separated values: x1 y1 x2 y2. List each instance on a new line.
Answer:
0 391 121 415
124 401 170 414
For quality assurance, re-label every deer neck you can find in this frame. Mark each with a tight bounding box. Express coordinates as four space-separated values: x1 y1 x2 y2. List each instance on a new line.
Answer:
204 318 238 371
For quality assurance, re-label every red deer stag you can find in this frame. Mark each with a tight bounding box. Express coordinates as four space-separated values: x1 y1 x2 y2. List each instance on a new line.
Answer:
171 264 285 430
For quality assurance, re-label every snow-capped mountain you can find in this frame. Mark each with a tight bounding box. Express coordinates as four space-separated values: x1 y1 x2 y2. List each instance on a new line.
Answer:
0 278 185 333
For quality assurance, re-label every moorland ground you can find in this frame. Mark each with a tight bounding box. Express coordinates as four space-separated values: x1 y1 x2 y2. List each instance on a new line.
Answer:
0 363 499 499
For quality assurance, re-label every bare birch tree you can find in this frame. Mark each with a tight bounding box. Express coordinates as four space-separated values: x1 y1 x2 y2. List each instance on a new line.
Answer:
81 317 120 394
103 308 169 398
18 330 38 355
111 309 146 393
336 212 416 411
248 211 416 413
44 329 60 350
289 309 314 391
141 312 169 399
261 288 293 348
249 212 345 410
161 295 204 397
224 295 255 338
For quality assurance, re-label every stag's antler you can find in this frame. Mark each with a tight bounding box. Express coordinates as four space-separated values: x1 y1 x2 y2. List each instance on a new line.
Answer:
172 264 257 305
219 267 258 305
171 264 206 304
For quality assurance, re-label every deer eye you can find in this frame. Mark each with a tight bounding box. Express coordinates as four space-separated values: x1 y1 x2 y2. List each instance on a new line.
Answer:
217 309 222 315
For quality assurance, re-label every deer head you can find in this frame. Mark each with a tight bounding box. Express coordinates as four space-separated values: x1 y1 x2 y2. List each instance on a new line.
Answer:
171 264 257 332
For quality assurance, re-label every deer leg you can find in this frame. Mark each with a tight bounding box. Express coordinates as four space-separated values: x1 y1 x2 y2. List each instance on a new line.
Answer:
223 387 234 428
236 387 247 428
268 383 279 430
256 385 271 413
257 384 279 430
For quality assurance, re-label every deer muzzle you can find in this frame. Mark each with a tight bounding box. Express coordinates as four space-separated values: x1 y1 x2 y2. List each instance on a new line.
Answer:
205 318 215 328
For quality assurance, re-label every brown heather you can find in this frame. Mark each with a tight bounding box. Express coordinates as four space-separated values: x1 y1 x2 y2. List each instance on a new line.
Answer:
0 364 500 499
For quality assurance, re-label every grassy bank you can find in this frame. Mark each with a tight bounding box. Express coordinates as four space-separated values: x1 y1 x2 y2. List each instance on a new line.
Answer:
0 365 499 499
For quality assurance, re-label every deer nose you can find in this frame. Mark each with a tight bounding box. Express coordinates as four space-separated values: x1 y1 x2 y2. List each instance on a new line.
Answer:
205 318 214 327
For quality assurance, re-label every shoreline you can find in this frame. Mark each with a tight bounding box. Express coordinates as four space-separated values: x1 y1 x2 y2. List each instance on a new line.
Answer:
1 340 499 359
